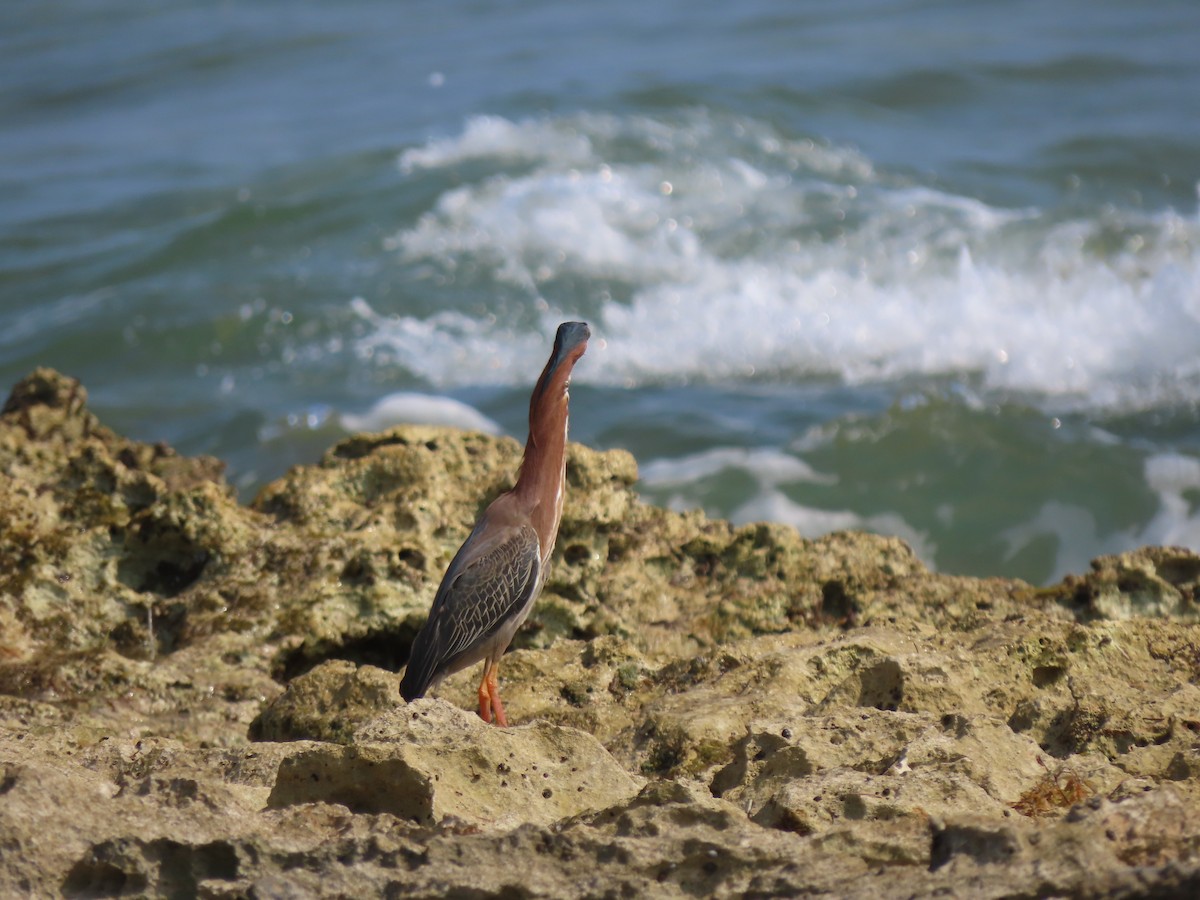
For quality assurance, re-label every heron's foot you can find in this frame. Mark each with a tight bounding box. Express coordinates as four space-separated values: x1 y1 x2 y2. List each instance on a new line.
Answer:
476 662 509 727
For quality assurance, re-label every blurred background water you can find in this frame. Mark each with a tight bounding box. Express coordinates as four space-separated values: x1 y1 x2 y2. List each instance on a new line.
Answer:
3 0 1199 584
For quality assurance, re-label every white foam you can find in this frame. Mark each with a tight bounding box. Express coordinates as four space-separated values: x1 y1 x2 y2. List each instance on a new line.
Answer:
639 445 936 566
350 297 543 386
732 491 937 569
999 452 1200 582
999 502 1133 584
399 115 594 172
374 112 1200 411
1138 452 1200 551
639 446 835 488
340 391 501 435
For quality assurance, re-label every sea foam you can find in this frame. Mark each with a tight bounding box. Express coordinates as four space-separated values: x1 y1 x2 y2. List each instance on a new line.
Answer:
363 112 1200 413
640 445 936 566
999 452 1200 583
340 391 500 435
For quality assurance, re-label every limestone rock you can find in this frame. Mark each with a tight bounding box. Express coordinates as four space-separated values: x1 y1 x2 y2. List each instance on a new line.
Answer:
268 700 642 828
1050 545 1200 621
2 368 1200 898
249 659 399 744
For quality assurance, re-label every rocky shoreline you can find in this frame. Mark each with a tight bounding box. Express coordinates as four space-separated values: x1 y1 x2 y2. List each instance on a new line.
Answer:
1 368 1198 897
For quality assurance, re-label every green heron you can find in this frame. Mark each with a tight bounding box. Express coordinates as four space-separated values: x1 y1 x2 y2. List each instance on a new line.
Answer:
400 322 590 726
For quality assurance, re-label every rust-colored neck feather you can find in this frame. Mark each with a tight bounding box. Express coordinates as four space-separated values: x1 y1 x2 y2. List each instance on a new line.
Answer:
512 344 581 563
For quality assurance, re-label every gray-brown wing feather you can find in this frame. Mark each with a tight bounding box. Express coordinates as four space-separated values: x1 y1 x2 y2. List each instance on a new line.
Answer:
400 523 540 700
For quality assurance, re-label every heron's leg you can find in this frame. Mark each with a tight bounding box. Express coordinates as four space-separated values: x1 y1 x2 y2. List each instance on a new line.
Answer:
485 661 508 727
477 665 493 724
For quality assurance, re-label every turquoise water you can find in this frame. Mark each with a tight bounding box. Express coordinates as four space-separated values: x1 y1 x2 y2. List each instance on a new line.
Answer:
3 0 1199 584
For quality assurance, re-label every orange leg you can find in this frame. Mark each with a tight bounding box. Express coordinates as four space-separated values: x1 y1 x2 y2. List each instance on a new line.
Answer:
477 666 493 724
486 662 509 727
476 660 509 727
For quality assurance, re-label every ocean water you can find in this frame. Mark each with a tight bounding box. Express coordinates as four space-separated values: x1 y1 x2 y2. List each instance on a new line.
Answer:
3 0 1199 585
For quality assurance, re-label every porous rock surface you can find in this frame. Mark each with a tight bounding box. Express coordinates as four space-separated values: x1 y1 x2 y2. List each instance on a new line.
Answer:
1 368 1198 898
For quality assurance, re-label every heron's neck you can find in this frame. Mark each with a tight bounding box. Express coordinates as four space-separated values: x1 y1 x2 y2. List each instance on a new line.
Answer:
513 388 570 559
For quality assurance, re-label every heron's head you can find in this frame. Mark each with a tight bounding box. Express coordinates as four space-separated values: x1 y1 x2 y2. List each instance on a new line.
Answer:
530 322 590 418
546 321 590 381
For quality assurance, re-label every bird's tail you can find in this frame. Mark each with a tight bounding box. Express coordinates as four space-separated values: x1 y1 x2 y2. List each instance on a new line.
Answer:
399 629 439 701
399 666 428 702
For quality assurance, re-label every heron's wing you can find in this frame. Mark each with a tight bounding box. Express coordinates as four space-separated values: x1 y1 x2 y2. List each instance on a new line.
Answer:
432 521 541 661
400 520 540 700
